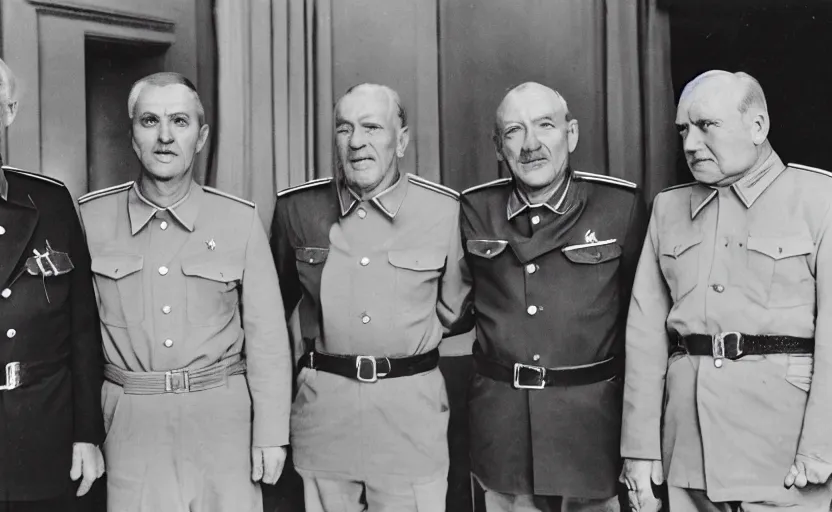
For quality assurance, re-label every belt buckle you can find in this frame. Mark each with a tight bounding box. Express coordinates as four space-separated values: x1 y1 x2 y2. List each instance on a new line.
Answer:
0 362 20 391
165 369 190 393
513 363 546 390
712 332 743 368
355 356 378 383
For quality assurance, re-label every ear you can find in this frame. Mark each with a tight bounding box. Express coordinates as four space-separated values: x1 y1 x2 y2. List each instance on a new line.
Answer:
566 119 579 153
1 100 18 127
492 132 504 162
749 110 769 146
196 124 210 153
396 126 410 157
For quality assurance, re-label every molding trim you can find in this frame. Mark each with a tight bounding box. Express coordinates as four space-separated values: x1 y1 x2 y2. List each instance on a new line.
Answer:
28 0 175 32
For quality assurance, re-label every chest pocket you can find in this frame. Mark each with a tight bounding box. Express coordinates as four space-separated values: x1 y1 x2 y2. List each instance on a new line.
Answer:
466 240 509 260
181 255 243 326
562 240 622 264
294 247 329 292
91 254 144 327
747 233 815 308
388 249 445 314
659 233 703 302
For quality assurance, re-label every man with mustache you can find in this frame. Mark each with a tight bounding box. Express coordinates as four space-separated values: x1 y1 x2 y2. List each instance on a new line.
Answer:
460 82 646 512
270 83 471 511
79 72 292 512
621 70 832 512
0 58 105 511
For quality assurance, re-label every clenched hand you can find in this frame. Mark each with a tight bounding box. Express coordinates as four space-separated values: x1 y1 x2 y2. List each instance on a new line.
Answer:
251 446 287 485
70 442 105 496
785 454 832 489
619 458 663 512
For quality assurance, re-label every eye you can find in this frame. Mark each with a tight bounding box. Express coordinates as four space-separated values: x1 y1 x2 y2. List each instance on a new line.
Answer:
504 126 520 137
172 116 189 127
365 124 382 133
336 125 351 135
540 122 555 129
140 115 158 128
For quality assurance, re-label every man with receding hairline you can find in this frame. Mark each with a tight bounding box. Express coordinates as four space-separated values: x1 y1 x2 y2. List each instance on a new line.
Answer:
270 83 471 511
80 71 292 512
461 82 646 512
621 70 832 512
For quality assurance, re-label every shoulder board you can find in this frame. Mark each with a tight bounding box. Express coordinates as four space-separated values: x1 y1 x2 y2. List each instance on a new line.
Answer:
78 181 134 204
661 181 697 193
788 162 832 179
407 174 459 199
461 177 513 195
276 177 332 198
204 186 255 207
573 171 637 190
3 166 65 187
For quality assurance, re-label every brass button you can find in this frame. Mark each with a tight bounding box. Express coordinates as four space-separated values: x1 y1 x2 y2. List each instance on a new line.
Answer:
531 215 540 225
0 226 5 235
361 314 371 324
712 284 724 293
526 264 537 274
360 257 370 266
159 266 169 276
714 359 723 368
527 305 538 316
163 338 174 348
6 328 16 338
532 354 541 362
1 288 10 299
160 221 169 230
162 305 171 314
357 208 367 219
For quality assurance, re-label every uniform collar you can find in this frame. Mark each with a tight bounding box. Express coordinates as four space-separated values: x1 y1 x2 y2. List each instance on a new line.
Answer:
129 181 202 235
338 172 408 220
690 149 785 219
507 169 573 220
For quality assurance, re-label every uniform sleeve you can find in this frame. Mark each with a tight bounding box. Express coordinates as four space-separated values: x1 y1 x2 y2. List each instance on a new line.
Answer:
66 192 105 445
243 207 292 447
797 203 832 463
269 198 302 319
621 195 671 461
436 202 474 340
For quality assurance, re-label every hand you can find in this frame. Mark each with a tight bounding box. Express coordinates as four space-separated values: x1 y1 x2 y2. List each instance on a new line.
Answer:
785 454 832 489
619 458 663 512
251 446 287 485
69 442 105 496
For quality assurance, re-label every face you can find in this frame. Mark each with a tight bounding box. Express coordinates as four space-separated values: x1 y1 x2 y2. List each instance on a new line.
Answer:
131 84 209 182
335 87 408 194
675 78 763 185
0 65 18 129
496 85 578 191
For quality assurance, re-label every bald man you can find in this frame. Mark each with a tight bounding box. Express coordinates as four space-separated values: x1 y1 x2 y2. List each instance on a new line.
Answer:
461 82 646 512
270 83 472 511
621 70 832 512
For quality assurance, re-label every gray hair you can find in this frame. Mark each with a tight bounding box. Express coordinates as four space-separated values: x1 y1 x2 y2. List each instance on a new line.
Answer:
0 59 19 103
127 72 205 125
682 70 768 115
493 82 573 146
337 83 408 128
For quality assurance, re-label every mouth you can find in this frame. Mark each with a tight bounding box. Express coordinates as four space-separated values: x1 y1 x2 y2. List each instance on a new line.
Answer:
349 156 374 168
520 157 548 168
690 157 713 166
153 149 177 163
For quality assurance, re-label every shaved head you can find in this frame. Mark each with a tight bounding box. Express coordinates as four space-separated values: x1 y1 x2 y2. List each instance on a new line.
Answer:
680 70 768 116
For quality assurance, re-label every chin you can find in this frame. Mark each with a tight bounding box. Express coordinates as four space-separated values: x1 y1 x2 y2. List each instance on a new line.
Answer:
142 162 186 182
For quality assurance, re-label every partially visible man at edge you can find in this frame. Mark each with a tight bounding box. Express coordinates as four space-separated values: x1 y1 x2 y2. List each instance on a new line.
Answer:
621 70 832 512
0 58 105 511
270 83 472 511
461 82 646 512
79 72 291 512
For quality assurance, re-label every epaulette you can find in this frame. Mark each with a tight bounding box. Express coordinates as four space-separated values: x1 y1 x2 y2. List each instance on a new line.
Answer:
276 177 332 198
407 173 459 199
204 186 255 208
462 177 513 195
661 181 697 193
789 162 832 179
573 171 637 189
3 166 65 187
78 181 133 204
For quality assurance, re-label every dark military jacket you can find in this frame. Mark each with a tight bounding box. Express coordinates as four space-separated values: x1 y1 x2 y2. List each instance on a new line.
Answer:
461 168 646 498
0 165 104 500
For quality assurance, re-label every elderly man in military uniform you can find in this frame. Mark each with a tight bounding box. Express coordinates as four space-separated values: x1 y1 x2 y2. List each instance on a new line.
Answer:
621 70 832 512
270 83 471 512
460 82 645 512
0 58 105 511
79 72 291 512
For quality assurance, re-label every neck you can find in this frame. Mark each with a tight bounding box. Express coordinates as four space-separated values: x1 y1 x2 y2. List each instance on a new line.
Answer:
517 171 567 205
138 170 192 208
715 142 773 188
355 168 400 200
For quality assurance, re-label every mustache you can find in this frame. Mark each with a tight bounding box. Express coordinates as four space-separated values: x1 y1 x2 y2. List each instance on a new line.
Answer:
519 150 548 163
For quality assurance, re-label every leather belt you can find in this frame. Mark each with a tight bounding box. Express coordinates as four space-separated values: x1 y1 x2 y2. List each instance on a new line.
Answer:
104 355 246 394
298 349 440 383
0 357 67 391
472 343 622 389
673 332 814 368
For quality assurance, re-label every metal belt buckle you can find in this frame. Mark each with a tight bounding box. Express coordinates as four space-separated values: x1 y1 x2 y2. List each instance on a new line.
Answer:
0 362 20 391
513 363 546 390
712 332 743 368
165 369 191 393
355 356 378 383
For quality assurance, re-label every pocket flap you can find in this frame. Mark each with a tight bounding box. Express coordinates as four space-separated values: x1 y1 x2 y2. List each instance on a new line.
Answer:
562 240 622 264
388 249 445 271
661 234 704 259
181 256 243 283
91 254 143 280
466 240 509 259
748 235 815 260
295 247 329 265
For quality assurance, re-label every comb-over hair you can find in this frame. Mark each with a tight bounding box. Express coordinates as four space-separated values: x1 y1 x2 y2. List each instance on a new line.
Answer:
127 72 205 124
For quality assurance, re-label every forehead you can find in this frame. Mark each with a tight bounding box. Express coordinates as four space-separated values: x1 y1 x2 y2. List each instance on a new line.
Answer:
498 86 564 125
336 88 394 121
676 79 742 122
135 84 200 114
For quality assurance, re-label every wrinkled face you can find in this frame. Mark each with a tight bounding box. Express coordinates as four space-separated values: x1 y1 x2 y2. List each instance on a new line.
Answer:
0 66 18 129
675 80 758 185
131 84 209 182
335 87 408 194
496 85 578 191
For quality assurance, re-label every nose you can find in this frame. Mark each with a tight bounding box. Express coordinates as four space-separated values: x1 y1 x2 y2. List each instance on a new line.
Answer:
349 129 366 150
682 128 702 154
522 128 541 152
158 120 174 144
